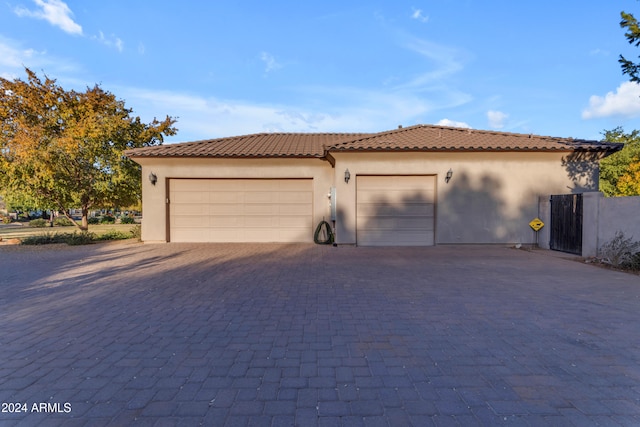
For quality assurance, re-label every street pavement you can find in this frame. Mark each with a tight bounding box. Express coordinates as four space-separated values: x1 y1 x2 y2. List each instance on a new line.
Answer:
1 242 639 426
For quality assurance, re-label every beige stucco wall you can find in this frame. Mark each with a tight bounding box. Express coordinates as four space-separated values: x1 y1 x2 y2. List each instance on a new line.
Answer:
597 195 640 249
134 157 333 242
581 193 640 257
332 151 596 245
134 150 598 245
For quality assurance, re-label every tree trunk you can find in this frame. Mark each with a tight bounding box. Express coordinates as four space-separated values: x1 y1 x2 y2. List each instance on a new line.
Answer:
80 207 89 231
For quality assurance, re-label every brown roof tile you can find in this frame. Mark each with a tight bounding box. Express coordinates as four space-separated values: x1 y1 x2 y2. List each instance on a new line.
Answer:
125 125 622 159
329 125 621 152
126 132 370 158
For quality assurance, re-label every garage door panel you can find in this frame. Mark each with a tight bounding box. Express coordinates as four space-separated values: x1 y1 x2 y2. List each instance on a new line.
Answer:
357 176 435 246
279 192 312 203
172 203 210 216
205 216 241 227
207 192 243 203
240 191 312 204
279 204 313 215
206 204 240 215
243 204 281 215
171 216 210 227
277 216 311 227
361 216 435 230
171 228 212 242
171 192 212 204
243 191 277 203
358 230 434 246
169 179 313 243
171 180 212 192
357 203 434 216
358 190 434 205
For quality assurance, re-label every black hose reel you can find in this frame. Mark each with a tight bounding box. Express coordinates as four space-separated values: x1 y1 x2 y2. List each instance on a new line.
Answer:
313 220 334 244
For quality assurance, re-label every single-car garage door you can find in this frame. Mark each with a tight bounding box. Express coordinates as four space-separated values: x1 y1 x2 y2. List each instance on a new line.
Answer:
356 175 435 246
169 179 313 242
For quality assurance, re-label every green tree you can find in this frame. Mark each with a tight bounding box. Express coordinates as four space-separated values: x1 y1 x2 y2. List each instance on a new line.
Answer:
619 11 640 82
599 127 640 196
0 68 177 229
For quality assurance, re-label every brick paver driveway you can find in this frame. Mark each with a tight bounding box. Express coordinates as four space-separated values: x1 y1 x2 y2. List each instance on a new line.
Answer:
1 243 639 426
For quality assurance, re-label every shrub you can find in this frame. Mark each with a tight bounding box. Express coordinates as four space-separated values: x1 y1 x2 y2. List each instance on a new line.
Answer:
53 216 74 227
130 224 141 241
29 218 48 228
21 232 68 245
100 215 116 224
627 252 640 271
1 216 11 224
87 217 100 225
21 226 139 246
599 231 640 267
65 231 96 245
96 230 130 241
120 216 136 224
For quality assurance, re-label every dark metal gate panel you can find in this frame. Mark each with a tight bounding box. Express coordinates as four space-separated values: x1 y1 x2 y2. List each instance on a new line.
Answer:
550 194 583 255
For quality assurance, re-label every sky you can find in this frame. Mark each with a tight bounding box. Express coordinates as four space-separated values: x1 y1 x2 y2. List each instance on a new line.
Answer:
1 1 640 144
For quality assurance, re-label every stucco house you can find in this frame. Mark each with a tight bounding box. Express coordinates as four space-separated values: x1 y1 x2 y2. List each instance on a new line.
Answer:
125 124 620 246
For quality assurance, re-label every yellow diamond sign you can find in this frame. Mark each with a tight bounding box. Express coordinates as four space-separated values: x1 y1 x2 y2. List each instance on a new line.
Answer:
529 218 544 232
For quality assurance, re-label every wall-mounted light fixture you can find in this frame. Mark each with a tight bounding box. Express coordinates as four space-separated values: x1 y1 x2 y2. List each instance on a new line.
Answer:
445 169 453 183
344 169 351 184
149 172 158 186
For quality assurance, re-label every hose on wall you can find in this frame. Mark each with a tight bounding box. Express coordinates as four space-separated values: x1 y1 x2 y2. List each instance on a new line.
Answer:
313 220 334 244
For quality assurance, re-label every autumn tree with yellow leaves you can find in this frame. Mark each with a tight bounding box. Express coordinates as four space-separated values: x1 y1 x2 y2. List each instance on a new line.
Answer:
599 127 640 196
0 68 177 229
595 12 640 197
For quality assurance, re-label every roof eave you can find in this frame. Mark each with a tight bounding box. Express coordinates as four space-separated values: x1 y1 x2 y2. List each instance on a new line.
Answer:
125 153 324 159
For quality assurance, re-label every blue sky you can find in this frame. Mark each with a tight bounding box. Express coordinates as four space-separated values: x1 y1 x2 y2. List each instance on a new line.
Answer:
1 1 640 143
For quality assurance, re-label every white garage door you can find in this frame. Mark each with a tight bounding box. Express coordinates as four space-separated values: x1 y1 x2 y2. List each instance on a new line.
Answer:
356 175 435 246
169 179 313 242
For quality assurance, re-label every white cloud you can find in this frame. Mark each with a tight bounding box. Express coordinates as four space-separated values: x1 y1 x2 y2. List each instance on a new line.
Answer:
119 82 457 142
13 1 123 52
398 37 468 89
14 0 82 35
0 37 82 78
0 39 41 69
411 8 429 23
115 36 475 142
93 32 124 52
487 110 508 129
582 81 640 119
260 52 282 73
436 118 471 128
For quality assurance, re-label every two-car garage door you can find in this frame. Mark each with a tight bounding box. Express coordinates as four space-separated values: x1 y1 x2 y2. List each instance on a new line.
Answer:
169 179 313 242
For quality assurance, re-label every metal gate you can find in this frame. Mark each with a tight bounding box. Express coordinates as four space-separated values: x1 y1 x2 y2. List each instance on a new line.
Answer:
550 194 583 255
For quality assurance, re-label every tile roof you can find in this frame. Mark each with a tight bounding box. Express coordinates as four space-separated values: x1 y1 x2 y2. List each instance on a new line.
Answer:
126 132 370 158
126 125 622 159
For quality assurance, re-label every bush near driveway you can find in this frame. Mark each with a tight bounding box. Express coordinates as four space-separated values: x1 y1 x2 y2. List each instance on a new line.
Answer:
0 224 140 245
21 227 139 245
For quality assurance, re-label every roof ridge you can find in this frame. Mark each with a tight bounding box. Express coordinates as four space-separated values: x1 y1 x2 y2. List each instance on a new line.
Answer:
327 124 595 151
126 125 620 159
